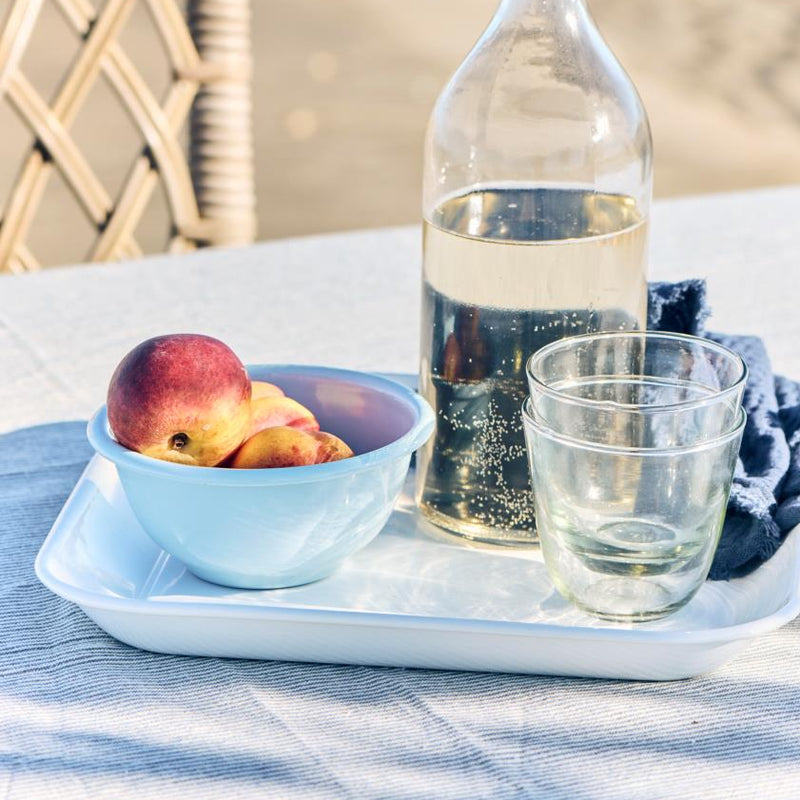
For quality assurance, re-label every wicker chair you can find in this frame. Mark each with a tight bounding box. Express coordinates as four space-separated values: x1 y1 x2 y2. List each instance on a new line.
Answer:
0 0 255 272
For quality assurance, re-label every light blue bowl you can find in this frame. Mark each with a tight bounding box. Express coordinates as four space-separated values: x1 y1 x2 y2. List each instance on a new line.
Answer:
87 365 434 589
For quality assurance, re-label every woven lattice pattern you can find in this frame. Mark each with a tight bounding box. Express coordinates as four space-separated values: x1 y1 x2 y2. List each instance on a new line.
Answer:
0 0 255 272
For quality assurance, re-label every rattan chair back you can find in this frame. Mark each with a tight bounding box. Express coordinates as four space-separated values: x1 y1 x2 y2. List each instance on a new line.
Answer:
0 0 255 271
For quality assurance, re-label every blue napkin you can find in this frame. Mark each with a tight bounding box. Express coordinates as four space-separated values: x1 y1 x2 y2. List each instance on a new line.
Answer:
647 280 800 579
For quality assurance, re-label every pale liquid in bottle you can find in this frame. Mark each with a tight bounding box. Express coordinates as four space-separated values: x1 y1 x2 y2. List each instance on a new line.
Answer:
416 186 648 545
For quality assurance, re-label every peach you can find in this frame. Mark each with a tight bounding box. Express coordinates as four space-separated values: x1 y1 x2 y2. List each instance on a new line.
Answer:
313 431 356 463
249 395 320 436
107 334 252 467
230 427 354 469
251 380 285 399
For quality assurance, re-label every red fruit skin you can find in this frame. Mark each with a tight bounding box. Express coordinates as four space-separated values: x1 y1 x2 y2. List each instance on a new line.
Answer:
107 334 252 465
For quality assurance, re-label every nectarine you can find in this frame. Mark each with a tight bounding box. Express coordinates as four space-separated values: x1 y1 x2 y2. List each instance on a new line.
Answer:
107 334 252 466
251 380 285 400
230 427 354 469
249 395 319 436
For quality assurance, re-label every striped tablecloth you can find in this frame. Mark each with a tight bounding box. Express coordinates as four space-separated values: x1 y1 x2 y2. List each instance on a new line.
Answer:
2 187 799 799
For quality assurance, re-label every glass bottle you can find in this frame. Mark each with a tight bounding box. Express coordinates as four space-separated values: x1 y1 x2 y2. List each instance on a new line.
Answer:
416 0 652 546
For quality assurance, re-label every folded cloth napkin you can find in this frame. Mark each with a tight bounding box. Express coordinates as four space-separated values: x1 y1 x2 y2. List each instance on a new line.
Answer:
647 280 800 579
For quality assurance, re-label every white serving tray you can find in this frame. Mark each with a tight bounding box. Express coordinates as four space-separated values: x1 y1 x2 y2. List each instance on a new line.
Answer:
36 455 800 681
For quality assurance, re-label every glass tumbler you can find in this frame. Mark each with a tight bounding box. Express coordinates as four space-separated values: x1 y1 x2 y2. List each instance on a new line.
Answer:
522 332 747 622
526 331 747 448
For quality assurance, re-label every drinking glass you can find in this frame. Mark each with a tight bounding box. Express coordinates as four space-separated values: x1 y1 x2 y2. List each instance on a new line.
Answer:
522 331 747 621
526 331 747 448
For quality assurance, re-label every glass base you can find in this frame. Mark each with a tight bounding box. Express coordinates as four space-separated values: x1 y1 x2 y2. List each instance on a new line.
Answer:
551 573 700 623
417 501 539 549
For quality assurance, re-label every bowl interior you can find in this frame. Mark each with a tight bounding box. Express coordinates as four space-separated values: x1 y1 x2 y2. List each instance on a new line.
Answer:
248 367 418 456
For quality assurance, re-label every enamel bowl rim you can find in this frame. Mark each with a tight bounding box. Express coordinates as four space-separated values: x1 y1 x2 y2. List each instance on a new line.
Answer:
87 364 434 486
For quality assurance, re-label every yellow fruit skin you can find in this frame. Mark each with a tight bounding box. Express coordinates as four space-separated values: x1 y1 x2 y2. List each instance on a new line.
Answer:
251 381 285 400
311 431 354 463
249 396 319 437
230 427 354 469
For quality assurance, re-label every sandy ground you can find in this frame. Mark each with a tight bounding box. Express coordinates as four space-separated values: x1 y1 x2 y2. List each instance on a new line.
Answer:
1 0 799 266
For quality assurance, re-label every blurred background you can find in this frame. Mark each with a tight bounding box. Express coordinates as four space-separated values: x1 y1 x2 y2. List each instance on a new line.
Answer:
1 0 799 265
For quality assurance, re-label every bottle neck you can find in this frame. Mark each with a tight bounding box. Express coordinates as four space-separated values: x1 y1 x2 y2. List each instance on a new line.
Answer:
489 0 595 47
495 0 589 23
498 0 587 11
